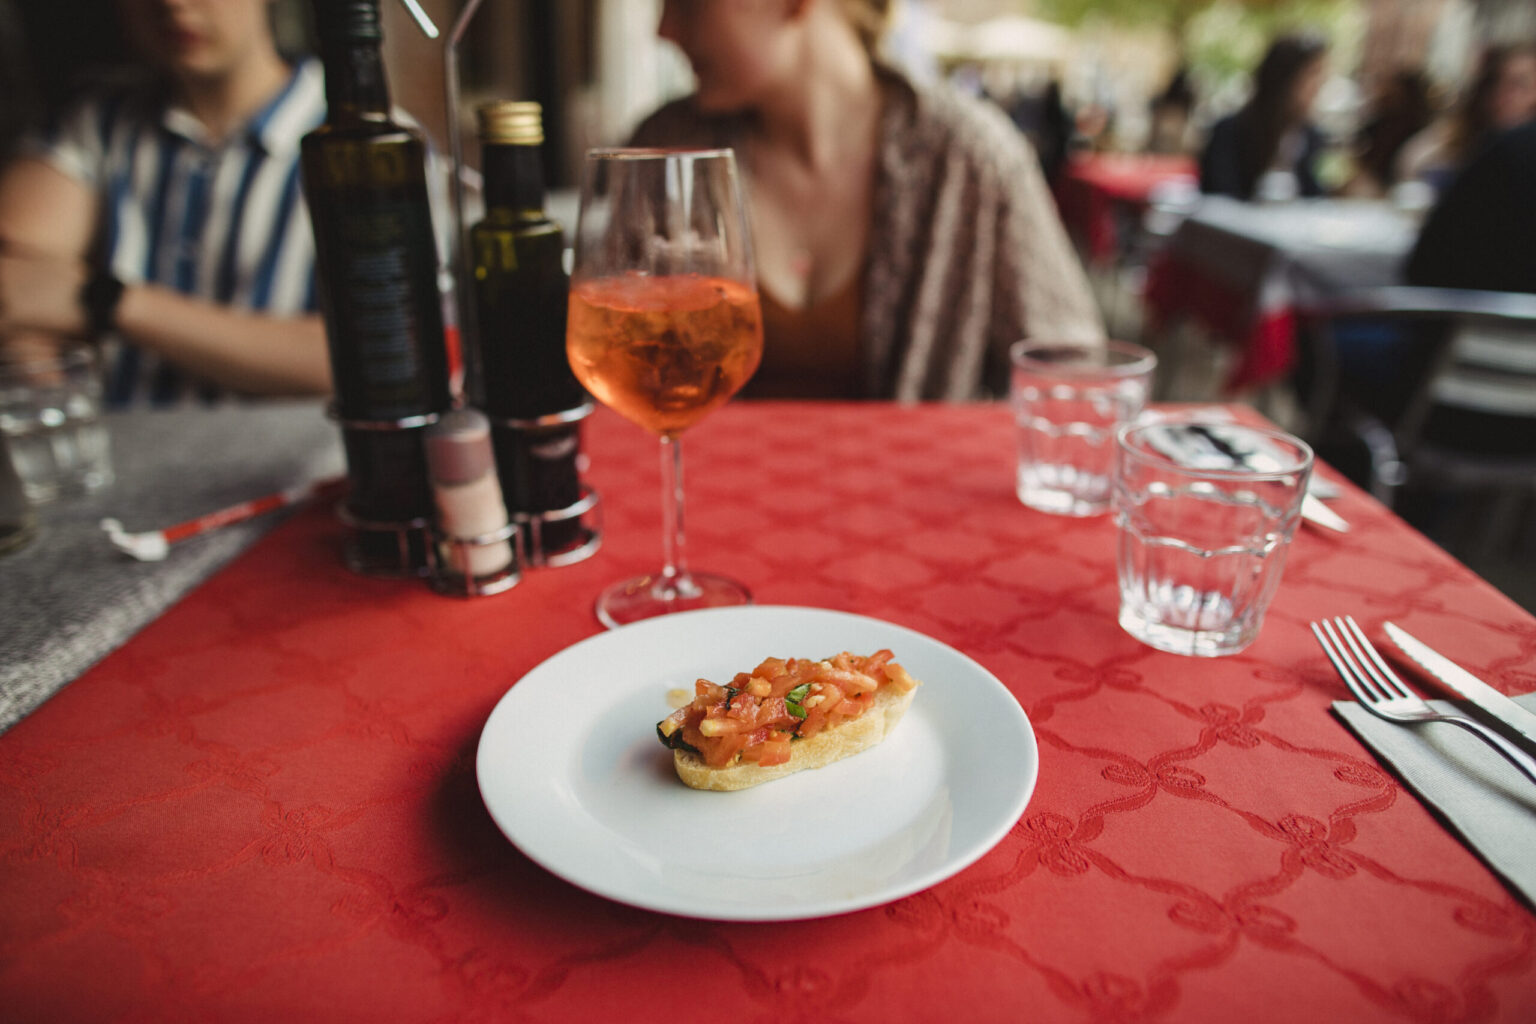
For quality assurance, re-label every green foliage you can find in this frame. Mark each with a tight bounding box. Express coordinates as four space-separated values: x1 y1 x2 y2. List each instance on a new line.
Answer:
1035 0 1355 48
1034 0 1362 96
1037 0 1211 31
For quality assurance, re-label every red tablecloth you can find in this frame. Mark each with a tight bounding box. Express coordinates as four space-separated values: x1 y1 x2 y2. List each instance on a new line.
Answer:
1057 154 1197 266
3 402 1534 1022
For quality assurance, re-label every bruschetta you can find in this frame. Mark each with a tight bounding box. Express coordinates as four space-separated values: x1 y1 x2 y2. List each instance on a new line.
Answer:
656 649 921 791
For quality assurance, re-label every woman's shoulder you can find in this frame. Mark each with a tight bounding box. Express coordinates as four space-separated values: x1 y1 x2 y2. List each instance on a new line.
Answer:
627 96 743 149
886 68 1037 178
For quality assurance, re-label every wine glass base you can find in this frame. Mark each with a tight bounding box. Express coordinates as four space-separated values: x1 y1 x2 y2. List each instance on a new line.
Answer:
595 571 753 629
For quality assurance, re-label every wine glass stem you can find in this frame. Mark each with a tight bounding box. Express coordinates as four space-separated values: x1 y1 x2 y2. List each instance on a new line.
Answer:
657 435 699 598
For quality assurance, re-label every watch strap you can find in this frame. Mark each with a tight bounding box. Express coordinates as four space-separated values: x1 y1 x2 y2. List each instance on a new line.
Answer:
81 272 125 337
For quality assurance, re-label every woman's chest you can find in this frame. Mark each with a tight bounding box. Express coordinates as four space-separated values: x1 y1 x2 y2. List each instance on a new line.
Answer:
746 154 876 309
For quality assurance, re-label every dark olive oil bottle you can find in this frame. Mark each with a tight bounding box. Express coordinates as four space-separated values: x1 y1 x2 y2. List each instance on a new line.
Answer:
301 0 450 572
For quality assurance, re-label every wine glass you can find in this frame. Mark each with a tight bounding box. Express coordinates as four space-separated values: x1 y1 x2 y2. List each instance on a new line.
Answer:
566 148 764 629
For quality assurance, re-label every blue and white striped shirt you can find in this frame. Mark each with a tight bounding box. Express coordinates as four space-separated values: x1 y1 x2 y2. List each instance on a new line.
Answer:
31 60 327 405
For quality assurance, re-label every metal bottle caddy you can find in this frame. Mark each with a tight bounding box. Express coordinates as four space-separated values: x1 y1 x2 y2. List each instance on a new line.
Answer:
333 0 601 596
492 398 603 566
328 406 438 579
425 518 523 597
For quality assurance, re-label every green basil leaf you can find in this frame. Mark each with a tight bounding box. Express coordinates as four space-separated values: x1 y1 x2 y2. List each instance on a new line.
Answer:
785 683 811 719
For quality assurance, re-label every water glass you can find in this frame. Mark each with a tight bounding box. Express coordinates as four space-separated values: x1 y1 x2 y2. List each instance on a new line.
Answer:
0 346 113 503
0 431 35 555
1010 340 1156 516
1114 418 1312 657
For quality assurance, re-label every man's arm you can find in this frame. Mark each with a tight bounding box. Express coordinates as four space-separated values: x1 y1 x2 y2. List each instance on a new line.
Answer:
0 157 332 395
0 157 97 257
115 287 331 396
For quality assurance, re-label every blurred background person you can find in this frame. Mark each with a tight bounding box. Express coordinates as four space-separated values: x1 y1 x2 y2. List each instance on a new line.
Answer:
1338 68 1433 198
1397 41 1536 194
1005 77 1074 186
1146 66 1196 156
1407 117 1536 297
1392 116 1536 528
1007 78 1072 186
1198 32 1331 202
630 0 1101 402
0 0 330 406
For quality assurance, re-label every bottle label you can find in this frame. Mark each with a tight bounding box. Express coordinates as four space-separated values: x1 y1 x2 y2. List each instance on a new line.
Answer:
317 199 449 419
321 144 414 190
475 232 520 275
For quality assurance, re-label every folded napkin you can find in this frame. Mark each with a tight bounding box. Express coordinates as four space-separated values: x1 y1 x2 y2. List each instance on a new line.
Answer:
1333 694 1536 905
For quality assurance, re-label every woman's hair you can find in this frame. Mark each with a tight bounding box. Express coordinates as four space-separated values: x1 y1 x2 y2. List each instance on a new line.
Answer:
1451 42 1536 160
1154 67 1196 112
1357 69 1432 187
837 0 893 56
1231 31 1329 197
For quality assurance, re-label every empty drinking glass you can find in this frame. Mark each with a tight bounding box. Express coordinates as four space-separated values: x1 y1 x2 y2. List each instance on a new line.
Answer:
1010 340 1156 517
1114 418 1312 657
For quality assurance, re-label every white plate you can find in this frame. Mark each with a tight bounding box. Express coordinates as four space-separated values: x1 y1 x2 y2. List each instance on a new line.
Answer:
476 606 1039 921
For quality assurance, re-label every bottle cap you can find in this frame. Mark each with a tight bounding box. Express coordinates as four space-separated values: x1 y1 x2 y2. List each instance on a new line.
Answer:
477 101 544 146
425 408 497 486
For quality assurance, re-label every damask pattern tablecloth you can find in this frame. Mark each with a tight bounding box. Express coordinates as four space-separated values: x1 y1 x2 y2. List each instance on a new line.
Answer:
1 402 1533 1022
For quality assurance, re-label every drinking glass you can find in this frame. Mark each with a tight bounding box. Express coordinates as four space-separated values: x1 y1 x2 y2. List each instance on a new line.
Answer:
566 148 764 628
1114 418 1312 657
1010 340 1156 516
0 345 113 503
0 431 35 556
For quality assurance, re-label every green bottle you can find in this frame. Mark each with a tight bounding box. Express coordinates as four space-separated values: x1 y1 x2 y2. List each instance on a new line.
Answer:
469 101 587 555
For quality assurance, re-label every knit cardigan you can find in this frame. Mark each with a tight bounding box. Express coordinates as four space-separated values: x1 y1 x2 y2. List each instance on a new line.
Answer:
630 65 1103 401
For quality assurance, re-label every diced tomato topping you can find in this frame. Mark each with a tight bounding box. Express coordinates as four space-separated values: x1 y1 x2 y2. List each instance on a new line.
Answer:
755 734 793 767
659 650 906 768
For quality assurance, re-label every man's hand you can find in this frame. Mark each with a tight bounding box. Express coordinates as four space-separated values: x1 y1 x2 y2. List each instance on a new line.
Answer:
0 330 72 364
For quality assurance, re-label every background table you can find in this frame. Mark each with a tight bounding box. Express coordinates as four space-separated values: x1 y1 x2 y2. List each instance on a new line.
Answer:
1143 197 1420 391
2 402 1533 1022
1056 153 1198 268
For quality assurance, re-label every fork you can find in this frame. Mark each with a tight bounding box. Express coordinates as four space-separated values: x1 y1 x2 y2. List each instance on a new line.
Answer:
1311 616 1536 785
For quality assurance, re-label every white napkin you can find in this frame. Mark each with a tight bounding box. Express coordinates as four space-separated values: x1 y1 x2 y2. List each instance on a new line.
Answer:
1332 694 1536 905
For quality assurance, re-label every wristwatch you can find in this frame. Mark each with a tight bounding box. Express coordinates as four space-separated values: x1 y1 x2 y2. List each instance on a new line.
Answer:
80 271 125 337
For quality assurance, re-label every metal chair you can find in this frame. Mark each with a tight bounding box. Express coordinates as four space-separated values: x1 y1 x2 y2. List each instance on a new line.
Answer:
1295 287 1536 554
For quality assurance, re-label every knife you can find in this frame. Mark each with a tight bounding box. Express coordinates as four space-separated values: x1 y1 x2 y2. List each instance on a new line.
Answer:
1301 493 1349 533
1146 422 1348 532
1384 622 1536 746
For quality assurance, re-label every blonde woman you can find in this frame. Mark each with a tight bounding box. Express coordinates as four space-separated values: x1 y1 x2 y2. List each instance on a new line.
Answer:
631 0 1102 401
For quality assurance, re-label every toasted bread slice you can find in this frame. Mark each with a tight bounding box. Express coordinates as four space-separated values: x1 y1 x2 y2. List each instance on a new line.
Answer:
673 681 917 792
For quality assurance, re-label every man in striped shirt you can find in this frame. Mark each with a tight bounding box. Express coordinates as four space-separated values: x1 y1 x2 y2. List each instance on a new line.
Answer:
0 0 332 405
